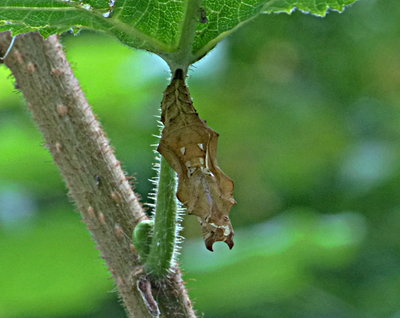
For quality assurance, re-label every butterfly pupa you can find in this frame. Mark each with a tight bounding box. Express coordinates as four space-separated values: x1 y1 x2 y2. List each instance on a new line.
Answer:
158 69 236 251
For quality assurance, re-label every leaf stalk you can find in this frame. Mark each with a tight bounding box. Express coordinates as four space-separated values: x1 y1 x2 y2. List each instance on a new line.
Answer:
162 0 204 73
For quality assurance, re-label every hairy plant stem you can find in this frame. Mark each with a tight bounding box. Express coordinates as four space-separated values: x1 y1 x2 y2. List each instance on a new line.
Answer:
145 156 179 277
0 31 196 318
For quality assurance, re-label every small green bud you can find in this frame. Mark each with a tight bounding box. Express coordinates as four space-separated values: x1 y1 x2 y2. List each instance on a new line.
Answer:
133 220 154 262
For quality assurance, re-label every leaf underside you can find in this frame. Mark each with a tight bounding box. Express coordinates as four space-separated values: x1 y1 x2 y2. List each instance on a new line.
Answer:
1 0 359 65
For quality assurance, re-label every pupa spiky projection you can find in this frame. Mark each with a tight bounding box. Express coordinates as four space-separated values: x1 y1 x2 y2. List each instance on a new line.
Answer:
158 69 236 251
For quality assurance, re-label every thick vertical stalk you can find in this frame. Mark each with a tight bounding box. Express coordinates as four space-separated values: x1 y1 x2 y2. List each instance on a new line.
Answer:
0 31 196 318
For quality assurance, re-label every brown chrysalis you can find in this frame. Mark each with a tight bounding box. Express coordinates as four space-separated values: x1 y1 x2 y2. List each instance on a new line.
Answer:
158 69 236 251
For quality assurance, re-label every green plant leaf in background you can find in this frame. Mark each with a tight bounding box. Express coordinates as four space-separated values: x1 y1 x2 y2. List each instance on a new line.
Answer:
0 211 112 318
3 0 400 316
1 0 360 66
192 0 359 59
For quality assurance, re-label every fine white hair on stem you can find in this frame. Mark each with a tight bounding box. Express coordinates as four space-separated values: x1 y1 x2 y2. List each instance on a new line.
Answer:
0 35 17 61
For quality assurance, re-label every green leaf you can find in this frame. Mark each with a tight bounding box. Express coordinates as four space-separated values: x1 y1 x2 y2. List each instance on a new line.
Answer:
0 0 177 52
263 0 358 15
0 0 360 67
192 0 267 59
192 0 359 60
112 0 186 50
79 0 110 10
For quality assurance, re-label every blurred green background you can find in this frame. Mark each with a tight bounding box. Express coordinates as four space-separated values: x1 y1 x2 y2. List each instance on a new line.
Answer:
1 0 400 317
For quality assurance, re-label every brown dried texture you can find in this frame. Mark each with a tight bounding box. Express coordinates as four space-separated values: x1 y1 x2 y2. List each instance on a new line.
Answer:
158 70 236 251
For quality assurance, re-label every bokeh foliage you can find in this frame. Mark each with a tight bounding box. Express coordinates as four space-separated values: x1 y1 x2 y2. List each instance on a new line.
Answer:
1 0 400 317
